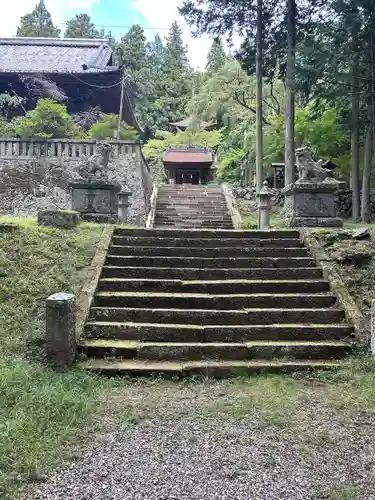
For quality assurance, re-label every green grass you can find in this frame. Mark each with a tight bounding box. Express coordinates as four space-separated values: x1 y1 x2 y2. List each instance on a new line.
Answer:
0 218 115 499
242 212 286 229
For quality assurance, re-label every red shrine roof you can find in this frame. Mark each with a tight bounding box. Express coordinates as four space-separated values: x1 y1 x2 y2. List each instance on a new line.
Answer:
163 148 213 164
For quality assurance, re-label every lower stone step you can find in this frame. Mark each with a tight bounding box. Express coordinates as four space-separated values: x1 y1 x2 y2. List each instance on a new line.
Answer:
84 322 354 342
79 339 352 361
104 255 316 268
113 228 300 239
97 278 330 294
108 245 309 258
93 292 337 310
111 237 304 248
77 358 343 376
89 307 345 324
101 266 323 280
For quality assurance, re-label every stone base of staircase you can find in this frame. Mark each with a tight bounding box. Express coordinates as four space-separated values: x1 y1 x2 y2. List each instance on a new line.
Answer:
77 227 354 376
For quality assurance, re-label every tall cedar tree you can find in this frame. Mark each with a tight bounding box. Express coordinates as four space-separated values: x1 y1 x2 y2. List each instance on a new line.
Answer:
206 39 227 73
17 0 60 37
64 14 100 38
155 21 193 126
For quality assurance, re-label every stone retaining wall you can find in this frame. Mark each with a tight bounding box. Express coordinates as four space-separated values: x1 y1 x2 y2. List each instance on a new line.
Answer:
0 152 150 225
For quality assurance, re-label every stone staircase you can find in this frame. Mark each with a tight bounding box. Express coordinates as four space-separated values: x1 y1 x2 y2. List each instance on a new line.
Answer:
153 185 233 229
78 227 354 376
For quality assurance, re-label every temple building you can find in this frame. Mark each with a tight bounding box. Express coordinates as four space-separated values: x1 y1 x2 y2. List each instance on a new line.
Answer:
163 147 216 184
0 37 141 133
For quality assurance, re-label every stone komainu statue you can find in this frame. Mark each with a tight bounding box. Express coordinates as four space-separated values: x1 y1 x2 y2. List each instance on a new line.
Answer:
79 142 112 180
295 147 332 184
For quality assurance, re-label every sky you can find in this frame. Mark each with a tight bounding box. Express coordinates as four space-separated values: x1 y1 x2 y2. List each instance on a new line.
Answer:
0 0 222 69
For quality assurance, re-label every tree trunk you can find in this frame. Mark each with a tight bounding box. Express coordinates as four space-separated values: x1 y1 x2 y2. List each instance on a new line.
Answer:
255 0 263 193
361 95 373 223
350 19 361 222
284 0 296 186
351 71 361 221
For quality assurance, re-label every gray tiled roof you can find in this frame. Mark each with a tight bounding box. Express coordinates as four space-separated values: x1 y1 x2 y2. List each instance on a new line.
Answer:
0 37 116 74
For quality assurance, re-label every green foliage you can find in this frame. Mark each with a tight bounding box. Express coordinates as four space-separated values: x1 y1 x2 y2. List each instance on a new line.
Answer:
14 99 84 139
143 130 222 162
87 114 137 140
0 93 25 118
16 0 60 37
206 38 227 73
64 13 100 38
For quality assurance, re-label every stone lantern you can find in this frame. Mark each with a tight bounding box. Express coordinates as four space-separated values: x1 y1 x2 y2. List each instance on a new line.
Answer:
118 190 132 224
257 180 272 230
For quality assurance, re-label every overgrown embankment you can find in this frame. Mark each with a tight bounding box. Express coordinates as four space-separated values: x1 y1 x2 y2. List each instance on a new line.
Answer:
0 219 113 499
312 226 375 341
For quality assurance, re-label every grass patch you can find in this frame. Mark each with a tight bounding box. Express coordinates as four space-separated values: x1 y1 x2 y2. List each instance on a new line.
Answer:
0 219 116 499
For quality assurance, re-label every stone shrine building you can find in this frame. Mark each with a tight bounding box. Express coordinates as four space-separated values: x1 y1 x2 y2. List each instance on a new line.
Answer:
162 147 215 184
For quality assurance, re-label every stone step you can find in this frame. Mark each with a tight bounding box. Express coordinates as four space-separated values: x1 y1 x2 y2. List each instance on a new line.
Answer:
154 217 232 223
93 292 337 310
104 255 316 268
111 236 304 248
89 307 345 325
79 339 352 361
84 322 354 342
100 266 323 280
108 245 309 258
98 278 329 294
153 223 234 229
113 228 300 239
77 358 343 376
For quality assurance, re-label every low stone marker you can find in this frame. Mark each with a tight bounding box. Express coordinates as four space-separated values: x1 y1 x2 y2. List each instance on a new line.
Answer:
37 210 80 229
46 292 76 369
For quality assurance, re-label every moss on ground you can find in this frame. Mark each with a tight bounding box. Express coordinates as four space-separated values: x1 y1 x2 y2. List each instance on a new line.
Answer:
0 218 116 499
312 226 375 339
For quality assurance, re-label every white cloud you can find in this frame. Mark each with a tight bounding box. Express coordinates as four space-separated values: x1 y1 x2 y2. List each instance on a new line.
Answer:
0 0 98 37
131 0 213 70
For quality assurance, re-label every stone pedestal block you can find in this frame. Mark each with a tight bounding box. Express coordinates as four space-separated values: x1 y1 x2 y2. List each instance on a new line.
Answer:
281 183 343 227
70 180 121 224
38 210 80 229
46 292 76 369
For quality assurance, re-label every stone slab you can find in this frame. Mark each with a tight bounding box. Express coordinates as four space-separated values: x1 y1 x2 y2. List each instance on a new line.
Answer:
285 217 343 227
37 210 80 229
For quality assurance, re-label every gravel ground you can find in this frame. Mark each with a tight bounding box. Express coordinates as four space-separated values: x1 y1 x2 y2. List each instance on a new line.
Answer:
29 379 375 500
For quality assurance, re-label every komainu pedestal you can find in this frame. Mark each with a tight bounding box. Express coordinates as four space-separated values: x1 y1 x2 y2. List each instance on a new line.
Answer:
70 142 121 223
70 180 121 223
281 147 343 227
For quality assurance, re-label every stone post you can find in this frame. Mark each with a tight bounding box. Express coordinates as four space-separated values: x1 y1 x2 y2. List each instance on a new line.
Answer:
46 292 76 369
257 180 272 230
118 190 132 224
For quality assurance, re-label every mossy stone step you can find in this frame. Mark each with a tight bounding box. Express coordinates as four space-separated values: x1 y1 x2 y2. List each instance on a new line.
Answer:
97 278 329 294
100 266 324 280
108 245 309 258
89 307 345 325
111 237 303 248
79 339 352 361
77 358 343 376
84 322 354 342
113 228 300 239
105 255 316 269
93 291 337 310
